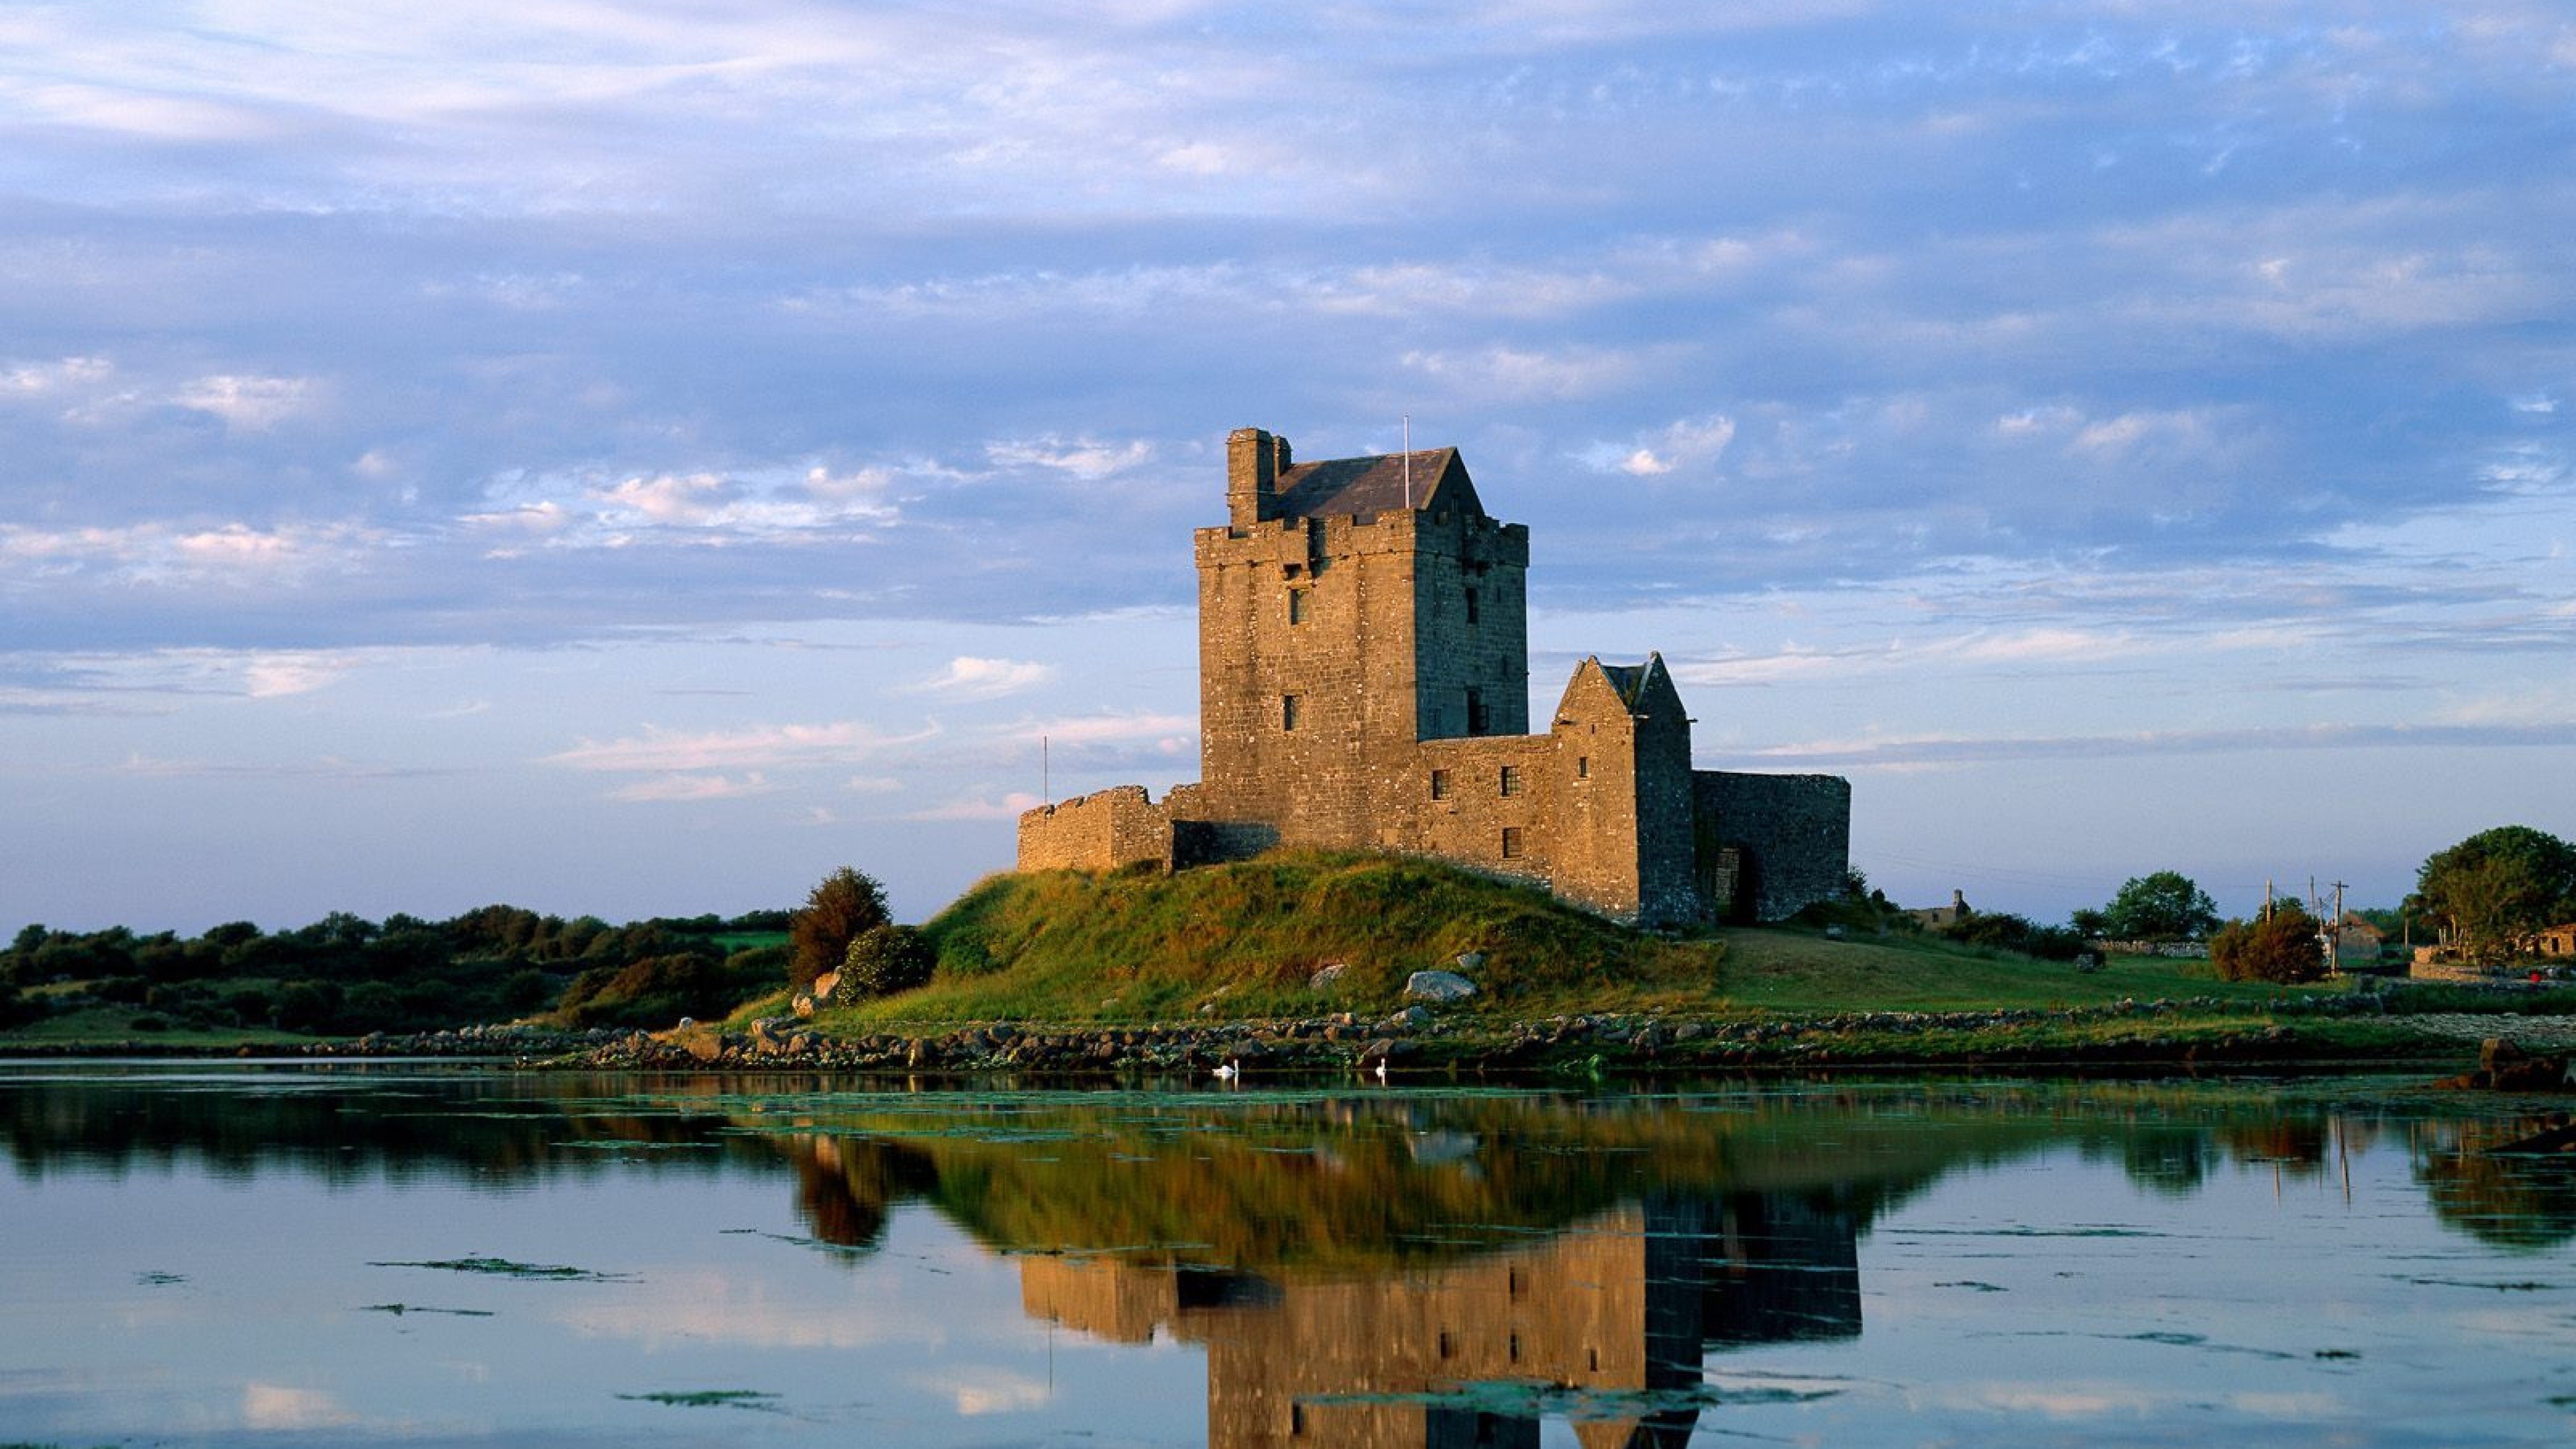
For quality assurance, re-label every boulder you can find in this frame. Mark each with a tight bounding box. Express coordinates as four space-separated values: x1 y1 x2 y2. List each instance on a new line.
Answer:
1309 963 1348 991
1405 970 1477 1003
1454 951 1485 973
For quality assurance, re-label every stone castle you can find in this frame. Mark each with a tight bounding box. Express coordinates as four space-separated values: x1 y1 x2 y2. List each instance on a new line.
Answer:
1016 427 1851 925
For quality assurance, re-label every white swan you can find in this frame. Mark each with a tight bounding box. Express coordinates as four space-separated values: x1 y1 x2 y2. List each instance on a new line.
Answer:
1373 1059 1389 1083
1213 1059 1240 1082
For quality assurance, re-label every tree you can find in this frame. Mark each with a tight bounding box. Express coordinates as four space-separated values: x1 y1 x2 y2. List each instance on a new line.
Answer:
2407 826 2576 966
2210 902 2326 983
2098 871 2220 941
841 924 936 998
788 867 892 989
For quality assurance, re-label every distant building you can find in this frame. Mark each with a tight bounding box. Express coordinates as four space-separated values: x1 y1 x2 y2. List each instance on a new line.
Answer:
2533 923 2576 960
2334 914 2385 967
1908 890 1970 931
1016 427 1853 925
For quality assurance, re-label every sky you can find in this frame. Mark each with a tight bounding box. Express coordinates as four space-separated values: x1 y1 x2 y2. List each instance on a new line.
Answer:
3 1 2571 935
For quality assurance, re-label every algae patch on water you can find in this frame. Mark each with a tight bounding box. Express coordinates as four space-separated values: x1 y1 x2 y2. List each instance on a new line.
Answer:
616 1389 784 1412
370 1256 629 1281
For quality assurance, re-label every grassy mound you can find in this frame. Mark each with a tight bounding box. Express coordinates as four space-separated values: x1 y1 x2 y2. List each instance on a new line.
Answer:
822 851 1723 1026
804 850 2373 1034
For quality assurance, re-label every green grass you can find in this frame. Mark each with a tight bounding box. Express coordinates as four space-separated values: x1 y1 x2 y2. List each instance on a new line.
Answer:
1709 930 2306 1015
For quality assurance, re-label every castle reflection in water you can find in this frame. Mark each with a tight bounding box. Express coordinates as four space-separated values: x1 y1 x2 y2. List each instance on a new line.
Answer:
782 1100 1868 1449
1018 1195 1857 1449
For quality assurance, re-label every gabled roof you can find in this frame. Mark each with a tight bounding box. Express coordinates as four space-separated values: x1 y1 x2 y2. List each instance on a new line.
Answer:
1558 653 1681 721
1272 448 1479 520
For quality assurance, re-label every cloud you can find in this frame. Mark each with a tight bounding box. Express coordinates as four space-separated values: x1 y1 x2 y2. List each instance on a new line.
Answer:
907 790 1045 821
1751 718 2576 769
984 436 1154 479
242 653 360 698
904 656 1055 701
1400 344 1653 402
608 771 776 802
546 720 940 773
1 356 114 396
1594 414 1739 477
0 521 380 586
1010 712 1197 748
174 374 318 431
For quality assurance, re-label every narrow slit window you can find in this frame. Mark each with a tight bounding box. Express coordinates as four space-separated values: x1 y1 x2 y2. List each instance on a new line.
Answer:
1576 756 1590 780
1430 768 1450 801
1282 694 1302 731
1287 588 1309 625
1466 688 1489 736
1464 588 1479 624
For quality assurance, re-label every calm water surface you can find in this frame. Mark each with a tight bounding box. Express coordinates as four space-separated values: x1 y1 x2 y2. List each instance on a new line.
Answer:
5 1063 2573 1446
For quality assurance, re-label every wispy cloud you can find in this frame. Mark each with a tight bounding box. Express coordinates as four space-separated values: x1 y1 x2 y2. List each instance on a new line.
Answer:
546 720 941 773
608 772 776 803
906 791 1045 822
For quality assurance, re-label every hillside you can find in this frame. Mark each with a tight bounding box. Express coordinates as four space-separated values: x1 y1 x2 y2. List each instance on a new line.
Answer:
812 851 2310 1030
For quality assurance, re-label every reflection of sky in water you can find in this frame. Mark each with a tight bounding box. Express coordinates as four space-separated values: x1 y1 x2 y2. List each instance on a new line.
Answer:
3 1068 2572 1446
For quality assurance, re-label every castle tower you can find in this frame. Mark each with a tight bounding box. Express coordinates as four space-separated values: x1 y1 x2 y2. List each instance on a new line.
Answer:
1192 428 1529 849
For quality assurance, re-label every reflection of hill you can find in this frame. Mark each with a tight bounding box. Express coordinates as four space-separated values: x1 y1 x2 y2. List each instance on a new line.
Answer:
775 1091 2018 1275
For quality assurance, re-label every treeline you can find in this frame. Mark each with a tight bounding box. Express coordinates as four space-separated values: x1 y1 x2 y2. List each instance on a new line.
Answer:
1 905 792 1036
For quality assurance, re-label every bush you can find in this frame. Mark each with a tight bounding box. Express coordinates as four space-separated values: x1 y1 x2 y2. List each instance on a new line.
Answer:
2210 906 2326 983
841 925 936 999
789 867 892 989
1948 911 2087 961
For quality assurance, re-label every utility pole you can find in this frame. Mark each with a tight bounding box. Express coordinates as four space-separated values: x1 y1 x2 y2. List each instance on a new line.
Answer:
1042 734 1050 806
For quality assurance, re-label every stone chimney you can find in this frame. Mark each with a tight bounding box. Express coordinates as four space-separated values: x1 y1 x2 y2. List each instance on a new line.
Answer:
1226 427 1289 526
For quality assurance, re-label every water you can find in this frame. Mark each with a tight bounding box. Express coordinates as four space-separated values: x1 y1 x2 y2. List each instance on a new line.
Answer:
4 1063 2571 1446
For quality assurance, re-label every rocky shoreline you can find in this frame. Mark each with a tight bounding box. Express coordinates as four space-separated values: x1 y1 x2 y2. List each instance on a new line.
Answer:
530 993 2451 1075
15 996 2567 1078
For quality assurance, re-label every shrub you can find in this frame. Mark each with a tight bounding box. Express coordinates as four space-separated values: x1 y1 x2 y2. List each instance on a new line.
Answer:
1948 911 2087 961
789 867 892 989
841 925 936 999
2210 906 2326 983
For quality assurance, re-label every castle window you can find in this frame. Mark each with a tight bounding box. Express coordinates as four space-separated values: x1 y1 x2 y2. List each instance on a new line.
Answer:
1576 756 1590 780
1430 768 1450 801
1287 588 1309 625
1282 694 1303 731
1466 688 1489 736
1464 587 1479 624
1499 765 1521 797
1501 827 1524 859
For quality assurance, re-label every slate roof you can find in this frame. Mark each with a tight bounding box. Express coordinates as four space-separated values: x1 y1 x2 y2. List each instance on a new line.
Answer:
1594 653 1668 710
1272 448 1477 519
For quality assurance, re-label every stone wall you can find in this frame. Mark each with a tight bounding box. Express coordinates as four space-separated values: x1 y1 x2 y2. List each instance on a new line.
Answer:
1693 772 1852 922
1398 735 1558 894
1015 786 1175 875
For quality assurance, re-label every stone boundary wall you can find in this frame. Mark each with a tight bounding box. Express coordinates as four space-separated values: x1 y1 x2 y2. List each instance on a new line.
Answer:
1016 786 1175 875
1693 771 1851 923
